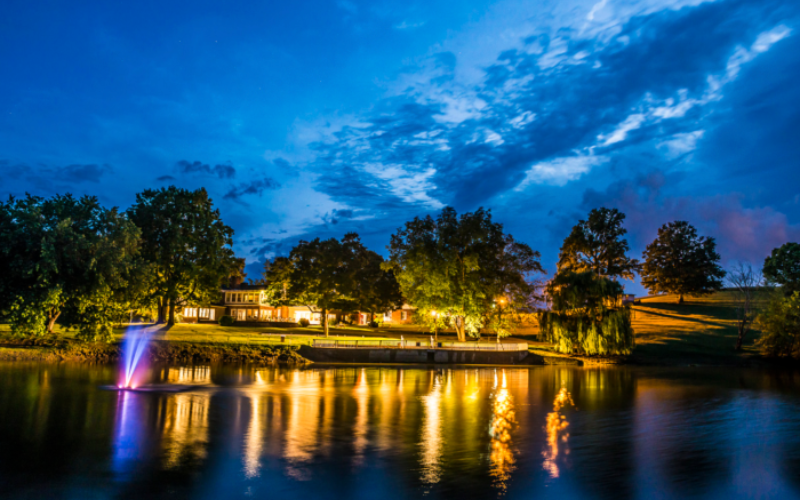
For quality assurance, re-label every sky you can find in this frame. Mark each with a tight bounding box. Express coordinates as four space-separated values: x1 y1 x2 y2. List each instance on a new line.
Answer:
1 0 799 294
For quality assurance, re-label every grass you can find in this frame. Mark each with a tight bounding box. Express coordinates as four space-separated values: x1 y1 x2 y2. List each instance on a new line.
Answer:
0 289 778 366
629 289 773 365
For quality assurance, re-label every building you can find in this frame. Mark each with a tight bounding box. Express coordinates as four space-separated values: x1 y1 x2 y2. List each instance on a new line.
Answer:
183 284 415 326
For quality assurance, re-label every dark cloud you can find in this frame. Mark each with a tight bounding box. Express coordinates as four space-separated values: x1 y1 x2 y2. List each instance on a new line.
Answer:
0 160 110 185
176 160 237 179
157 175 176 182
306 0 795 216
224 177 281 200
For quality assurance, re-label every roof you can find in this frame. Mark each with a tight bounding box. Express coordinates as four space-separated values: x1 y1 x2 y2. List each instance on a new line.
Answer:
221 284 269 291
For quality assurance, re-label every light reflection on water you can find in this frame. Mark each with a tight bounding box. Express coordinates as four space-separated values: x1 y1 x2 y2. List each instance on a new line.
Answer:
1 363 800 499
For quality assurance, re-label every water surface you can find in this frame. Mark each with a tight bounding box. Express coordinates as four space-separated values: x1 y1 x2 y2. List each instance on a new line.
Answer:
1 362 799 499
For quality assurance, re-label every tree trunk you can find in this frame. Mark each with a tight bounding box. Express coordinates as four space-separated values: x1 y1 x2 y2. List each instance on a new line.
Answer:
156 298 166 324
322 307 329 337
678 295 684 305
735 320 747 351
167 298 176 326
455 317 466 342
46 310 61 334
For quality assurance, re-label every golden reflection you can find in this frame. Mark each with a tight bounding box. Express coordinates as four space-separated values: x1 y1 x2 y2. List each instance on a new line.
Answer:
160 392 210 468
283 370 323 480
543 387 574 478
490 370 516 491
166 366 211 384
353 368 369 464
420 372 443 484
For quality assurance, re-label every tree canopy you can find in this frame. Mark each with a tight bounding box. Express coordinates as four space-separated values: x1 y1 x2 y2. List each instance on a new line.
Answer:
556 207 639 281
641 220 725 303
127 186 236 326
540 270 633 355
264 233 389 335
384 207 543 341
0 194 142 339
763 242 800 296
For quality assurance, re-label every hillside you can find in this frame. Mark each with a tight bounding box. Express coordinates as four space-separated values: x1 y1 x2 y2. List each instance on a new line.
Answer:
629 289 773 365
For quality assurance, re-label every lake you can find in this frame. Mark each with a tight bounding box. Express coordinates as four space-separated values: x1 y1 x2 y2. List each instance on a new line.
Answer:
1 362 799 499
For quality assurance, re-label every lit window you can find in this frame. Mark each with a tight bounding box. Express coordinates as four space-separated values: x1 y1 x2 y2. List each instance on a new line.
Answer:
401 311 407 321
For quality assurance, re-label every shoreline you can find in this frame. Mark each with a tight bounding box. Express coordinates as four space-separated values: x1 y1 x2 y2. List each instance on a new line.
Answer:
1 338 795 369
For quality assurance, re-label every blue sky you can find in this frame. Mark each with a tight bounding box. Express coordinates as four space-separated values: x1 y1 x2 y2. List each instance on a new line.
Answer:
2 0 799 294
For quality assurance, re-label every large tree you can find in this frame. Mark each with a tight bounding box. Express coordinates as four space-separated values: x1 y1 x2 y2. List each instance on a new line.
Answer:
384 207 543 341
0 194 142 339
127 186 236 326
540 270 634 355
763 242 800 296
557 207 639 281
351 248 403 324
264 233 371 336
641 221 726 303
727 262 763 351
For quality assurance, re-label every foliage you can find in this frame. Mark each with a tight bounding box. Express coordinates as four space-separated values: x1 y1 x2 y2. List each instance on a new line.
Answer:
556 207 639 280
754 292 800 358
0 194 143 340
127 186 237 325
641 221 726 303
218 315 235 327
384 206 544 341
351 248 403 320
541 270 634 355
298 318 310 327
265 233 373 336
763 242 800 297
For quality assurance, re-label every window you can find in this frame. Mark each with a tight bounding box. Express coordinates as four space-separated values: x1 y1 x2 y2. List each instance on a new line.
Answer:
183 308 196 317
401 311 408 321
384 311 392 321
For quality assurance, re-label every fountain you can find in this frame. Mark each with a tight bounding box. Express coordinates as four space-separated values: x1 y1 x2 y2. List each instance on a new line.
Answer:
119 325 155 389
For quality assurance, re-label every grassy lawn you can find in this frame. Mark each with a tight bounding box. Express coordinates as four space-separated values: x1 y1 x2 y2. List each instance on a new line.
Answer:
630 290 772 364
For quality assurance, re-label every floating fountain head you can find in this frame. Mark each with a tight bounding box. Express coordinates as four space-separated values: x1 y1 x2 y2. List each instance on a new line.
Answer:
119 325 155 389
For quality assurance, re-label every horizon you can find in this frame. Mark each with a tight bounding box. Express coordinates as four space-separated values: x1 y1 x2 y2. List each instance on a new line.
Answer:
2 0 799 295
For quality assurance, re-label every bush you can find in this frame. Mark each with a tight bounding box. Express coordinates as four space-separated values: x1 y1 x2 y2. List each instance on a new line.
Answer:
298 318 310 327
219 315 235 327
755 291 800 358
369 320 382 328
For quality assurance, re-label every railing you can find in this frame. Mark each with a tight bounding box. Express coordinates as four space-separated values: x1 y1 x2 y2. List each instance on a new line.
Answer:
312 339 528 351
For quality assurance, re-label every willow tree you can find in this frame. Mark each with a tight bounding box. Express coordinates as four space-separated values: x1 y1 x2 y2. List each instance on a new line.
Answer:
384 207 543 341
540 271 634 355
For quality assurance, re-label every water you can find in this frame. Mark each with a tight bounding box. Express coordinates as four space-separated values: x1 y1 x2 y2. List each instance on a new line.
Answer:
0 363 799 500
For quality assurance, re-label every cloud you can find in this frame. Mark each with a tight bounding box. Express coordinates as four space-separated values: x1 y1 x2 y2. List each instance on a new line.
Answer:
517 154 609 188
581 173 800 265
224 177 281 200
0 160 111 185
157 175 176 182
176 160 236 179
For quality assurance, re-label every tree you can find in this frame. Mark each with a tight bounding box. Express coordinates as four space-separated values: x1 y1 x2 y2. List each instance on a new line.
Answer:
763 242 800 297
351 249 403 324
557 207 640 281
755 291 800 359
384 207 544 341
727 262 763 351
264 233 368 337
0 194 142 339
641 221 726 303
540 271 634 355
127 186 237 326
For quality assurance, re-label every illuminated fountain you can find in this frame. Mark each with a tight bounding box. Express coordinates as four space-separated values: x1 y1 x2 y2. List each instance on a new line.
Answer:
119 325 155 389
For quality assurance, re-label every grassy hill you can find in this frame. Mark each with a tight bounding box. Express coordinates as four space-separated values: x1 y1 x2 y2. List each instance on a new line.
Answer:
629 289 773 365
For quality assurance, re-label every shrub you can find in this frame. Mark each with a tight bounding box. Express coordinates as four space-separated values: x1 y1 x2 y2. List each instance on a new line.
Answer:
755 291 800 358
219 315 235 327
298 318 310 327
